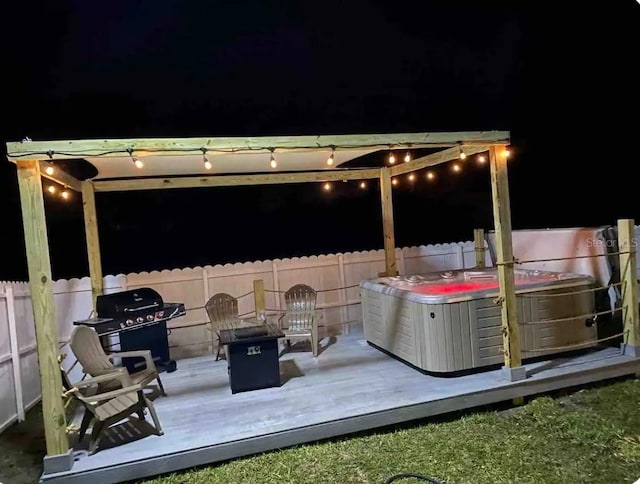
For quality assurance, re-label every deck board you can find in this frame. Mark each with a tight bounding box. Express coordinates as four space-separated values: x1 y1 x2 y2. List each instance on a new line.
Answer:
42 327 640 483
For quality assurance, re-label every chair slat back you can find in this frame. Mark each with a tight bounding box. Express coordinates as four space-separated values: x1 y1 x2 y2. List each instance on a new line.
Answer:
205 293 239 332
71 326 115 376
283 284 316 333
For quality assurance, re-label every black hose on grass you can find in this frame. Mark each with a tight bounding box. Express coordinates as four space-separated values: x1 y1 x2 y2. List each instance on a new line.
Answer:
384 472 445 483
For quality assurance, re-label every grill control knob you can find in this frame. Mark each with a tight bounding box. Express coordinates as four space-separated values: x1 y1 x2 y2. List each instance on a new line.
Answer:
136 317 144 324
147 314 154 322
126 319 134 326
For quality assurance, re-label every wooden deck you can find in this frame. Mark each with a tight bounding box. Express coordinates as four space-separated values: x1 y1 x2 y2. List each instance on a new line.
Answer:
42 327 640 483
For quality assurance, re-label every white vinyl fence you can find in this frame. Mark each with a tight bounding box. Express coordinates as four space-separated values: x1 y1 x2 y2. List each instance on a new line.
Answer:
0 241 485 433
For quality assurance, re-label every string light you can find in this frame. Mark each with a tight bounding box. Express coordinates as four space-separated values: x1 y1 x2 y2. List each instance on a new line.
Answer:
323 182 331 191
404 151 411 163
392 178 398 186
44 181 71 200
408 173 415 182
201 148 212 170
426 171 435 181
459 145 466 160
452 163 461 173
45 151 55 174
270 149 277 168
388 152 396 164
477 155 486 164
327 147 335 166
504 148 511 158
127 148 144 169
359 181 367 189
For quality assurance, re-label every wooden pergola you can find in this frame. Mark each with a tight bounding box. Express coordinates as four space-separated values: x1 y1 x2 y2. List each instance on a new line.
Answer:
7 131 639 470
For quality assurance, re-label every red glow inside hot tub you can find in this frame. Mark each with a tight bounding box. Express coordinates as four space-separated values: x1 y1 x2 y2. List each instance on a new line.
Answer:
401 279 540 295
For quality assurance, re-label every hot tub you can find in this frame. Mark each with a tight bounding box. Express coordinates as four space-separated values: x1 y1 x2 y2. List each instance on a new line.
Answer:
360 267 597 373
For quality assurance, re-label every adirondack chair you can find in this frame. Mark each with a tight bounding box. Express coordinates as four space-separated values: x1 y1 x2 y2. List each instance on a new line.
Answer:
278 284 319 357
70 325 166 396
205 292 240 361
60 366 163 454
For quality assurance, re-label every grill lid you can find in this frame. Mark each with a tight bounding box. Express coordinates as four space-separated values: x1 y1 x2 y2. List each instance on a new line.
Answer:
96 288 163 317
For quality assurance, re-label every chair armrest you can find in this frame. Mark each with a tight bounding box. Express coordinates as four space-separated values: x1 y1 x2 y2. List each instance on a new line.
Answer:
109 350 156 372
75 372 133 390
79 384 144 404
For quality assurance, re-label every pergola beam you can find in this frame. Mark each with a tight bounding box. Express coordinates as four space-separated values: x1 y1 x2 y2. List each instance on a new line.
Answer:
6 131 510 161
390 145 490 176
38 162 82 192
93 168 382 192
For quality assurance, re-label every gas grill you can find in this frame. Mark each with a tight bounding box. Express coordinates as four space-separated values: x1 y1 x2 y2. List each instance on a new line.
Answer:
74 288 186 373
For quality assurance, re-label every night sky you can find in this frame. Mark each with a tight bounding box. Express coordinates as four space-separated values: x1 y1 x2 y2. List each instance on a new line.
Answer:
1 1 639 281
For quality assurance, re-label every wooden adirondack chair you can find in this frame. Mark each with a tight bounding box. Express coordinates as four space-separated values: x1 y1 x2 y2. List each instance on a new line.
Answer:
205 292 240 361
71 325 166 396
278 284 319 357
60 367 163 454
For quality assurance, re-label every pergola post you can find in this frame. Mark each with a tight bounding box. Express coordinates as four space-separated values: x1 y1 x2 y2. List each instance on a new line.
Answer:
489 146 525 381
473 228 486 268
16 160 72 471
618 218 640 356
379 168 398 277
82 181 103 311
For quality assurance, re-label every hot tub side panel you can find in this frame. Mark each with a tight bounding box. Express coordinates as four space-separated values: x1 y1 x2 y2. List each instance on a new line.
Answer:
361 288 422 368
518 286 597 358
362 281 598 373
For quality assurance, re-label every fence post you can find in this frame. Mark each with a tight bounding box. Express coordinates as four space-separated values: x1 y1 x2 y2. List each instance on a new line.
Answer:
338 254 349 335
474 229 486 268
272 262 281 313
254 279 266 320
202 268 212 352
5 285 25 422
455 244 464 269
618 219 640 356
379 168 399 276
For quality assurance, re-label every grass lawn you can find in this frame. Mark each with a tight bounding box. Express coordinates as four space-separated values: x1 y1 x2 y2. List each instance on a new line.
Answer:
2 378 640 484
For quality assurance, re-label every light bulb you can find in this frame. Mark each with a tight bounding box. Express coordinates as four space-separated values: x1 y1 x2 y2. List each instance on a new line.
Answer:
134 158 144 169
45 165 54 175
392 178 398 186
324 182 331 191
460 151 467 160
360 181 366 189
270 153 277 168
477 155 486 164
408 174 415 182
204 160 212 170
504 149 511 158
327 152 335 166
388 153 395 164
47 185 56 194
404 152 411 163
426 171 435 180
452 163 461 172
61 190 69 200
